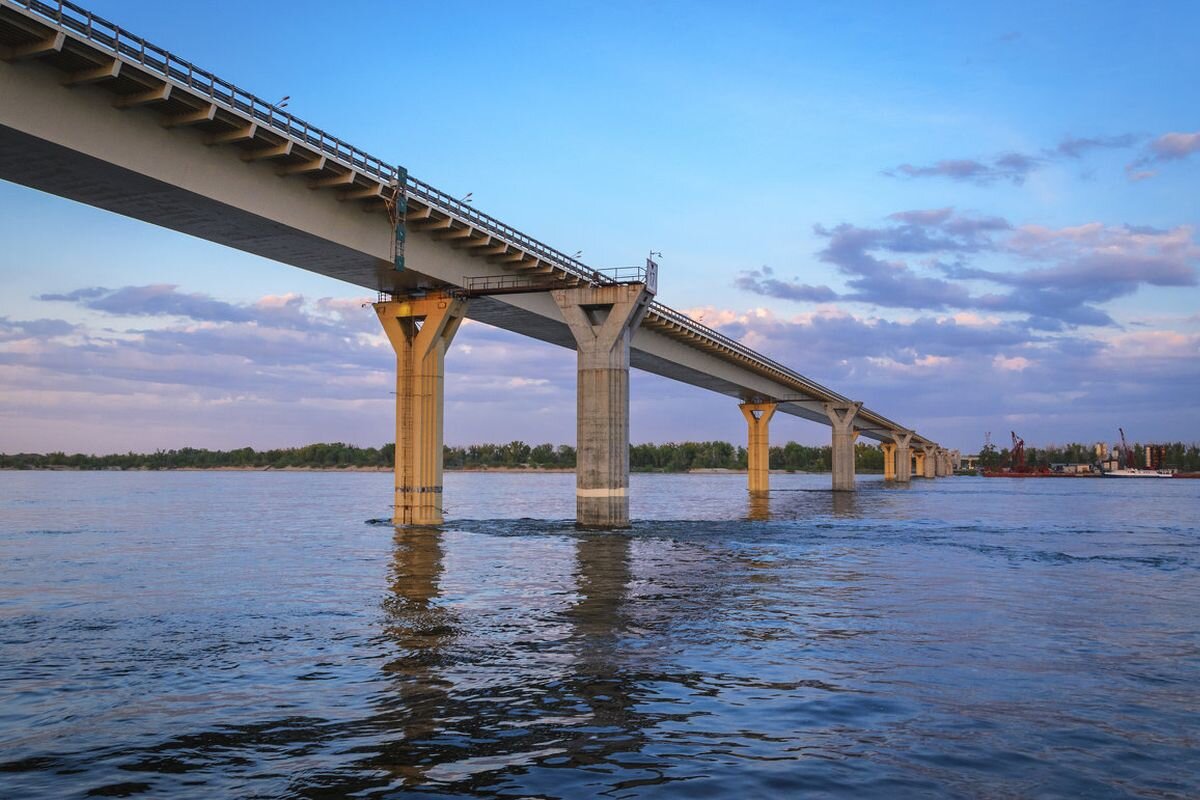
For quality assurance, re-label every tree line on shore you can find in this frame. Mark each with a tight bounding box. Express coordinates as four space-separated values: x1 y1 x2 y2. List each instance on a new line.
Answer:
6 440 1196 473
2 440 884 472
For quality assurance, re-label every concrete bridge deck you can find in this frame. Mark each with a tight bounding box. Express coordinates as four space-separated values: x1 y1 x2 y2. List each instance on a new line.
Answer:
0 0 950 526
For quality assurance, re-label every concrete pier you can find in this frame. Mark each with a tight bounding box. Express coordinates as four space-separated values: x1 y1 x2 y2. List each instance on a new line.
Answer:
921 445 937 479
740 401 778 495
824 401 862 492
555 283 652 528
894 431 913 483
881 442 897 481
375 294 468 526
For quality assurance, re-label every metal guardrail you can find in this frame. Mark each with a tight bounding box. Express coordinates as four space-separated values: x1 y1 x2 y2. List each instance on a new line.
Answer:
4 0 912 435
449 265 651 300
646 302 850 403
8 0 401 184
597 264 649 284
456 274 564 297
403 177 608 285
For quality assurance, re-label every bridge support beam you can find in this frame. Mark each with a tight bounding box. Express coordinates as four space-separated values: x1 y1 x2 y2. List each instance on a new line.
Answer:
914 449 926 478
881 442 897 481
921 445 937 479
936 449 949 477
739 401 777 495
894 431 913 483
824 401 862 492
374 294 468 527
555 283 652 528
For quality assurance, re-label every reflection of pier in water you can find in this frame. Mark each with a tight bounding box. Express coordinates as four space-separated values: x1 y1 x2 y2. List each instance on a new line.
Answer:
347 529 661 793
745 489 861 521
373 527 456 787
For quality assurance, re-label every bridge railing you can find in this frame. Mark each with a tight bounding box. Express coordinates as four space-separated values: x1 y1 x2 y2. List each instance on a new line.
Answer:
646 302 851 403
402 176 613 284
9 0 401 185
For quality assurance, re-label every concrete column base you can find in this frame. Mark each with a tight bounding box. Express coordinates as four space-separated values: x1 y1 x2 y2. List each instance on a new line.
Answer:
555 283 652 529
881 442 897 481
894 431 913 483
921 445 937 479
824 401 862 492
375 294 467 527
740 401 777 495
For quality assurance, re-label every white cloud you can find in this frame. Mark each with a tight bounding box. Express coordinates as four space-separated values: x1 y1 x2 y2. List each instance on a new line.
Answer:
993 355 1032 371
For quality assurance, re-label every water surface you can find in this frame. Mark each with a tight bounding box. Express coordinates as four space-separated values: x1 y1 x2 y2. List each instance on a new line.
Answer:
1 471 1198 798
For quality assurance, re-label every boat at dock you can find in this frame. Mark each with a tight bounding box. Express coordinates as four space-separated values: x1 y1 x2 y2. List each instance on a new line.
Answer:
1102 468 1175 478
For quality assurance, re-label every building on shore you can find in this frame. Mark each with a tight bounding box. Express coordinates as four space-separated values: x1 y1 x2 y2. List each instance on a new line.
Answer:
1050 463 1097 475
1145 445 1167 469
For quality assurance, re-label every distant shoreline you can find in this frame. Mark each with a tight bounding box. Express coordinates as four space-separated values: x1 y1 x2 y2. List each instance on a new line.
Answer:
1 465 884 475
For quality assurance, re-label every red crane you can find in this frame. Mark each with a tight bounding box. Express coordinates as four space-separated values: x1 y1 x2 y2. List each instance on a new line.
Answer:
1010 431 1026 471
983 429 1047 477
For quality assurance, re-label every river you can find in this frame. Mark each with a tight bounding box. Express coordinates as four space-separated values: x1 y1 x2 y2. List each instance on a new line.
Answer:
1 471 1197 798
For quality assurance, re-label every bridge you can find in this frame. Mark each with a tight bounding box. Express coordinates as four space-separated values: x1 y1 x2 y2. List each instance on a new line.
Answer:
0 0 958 527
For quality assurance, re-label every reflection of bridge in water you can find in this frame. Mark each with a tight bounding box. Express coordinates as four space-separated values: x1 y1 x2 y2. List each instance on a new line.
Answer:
0 0 958 528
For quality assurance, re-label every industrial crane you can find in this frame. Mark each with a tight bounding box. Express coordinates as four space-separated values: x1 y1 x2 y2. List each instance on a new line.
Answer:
1010 431 1026 471
1119 427 1133 469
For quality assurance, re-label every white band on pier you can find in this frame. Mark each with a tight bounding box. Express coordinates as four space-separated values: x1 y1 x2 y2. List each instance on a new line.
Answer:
576 487 628 498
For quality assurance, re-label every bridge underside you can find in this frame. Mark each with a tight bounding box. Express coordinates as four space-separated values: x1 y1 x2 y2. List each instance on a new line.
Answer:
0 122 387 284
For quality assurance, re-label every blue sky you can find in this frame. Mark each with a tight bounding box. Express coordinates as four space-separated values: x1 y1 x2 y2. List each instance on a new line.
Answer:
2 0 1198 454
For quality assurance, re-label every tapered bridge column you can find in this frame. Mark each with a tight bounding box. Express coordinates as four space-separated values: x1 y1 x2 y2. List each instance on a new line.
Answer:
824 401 862 492
739 401 777 495
554 283 652 528
374 294 468 526
894 431 913 483
935 448 950 477
881 442 897 481
921 444 937 478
